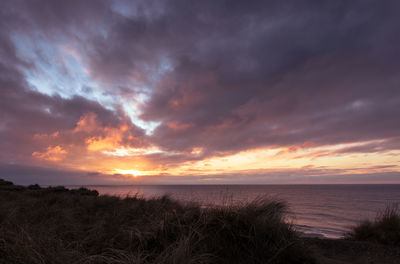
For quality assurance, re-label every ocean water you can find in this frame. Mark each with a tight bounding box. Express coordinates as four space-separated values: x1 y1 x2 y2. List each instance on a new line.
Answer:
84 184 400 239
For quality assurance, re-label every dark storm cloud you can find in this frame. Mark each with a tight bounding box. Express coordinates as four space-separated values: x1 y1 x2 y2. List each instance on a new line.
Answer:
126 0 400 155
0 0 110 36
0 0 399 174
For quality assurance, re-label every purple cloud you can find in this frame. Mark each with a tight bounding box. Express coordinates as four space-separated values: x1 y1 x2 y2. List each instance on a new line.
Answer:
0 0 399 183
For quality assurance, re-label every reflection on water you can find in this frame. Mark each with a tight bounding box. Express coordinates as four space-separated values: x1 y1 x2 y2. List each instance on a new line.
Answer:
76 184 400 239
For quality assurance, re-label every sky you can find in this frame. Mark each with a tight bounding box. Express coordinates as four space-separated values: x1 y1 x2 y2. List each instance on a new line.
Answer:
0 0 399 185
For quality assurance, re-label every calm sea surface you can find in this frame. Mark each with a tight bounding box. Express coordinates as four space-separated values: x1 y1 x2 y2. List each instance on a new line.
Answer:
82 184 400 239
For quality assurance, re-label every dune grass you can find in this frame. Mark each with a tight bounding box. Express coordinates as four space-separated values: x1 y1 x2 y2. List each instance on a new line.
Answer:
346 204 400 246
0 179 315 264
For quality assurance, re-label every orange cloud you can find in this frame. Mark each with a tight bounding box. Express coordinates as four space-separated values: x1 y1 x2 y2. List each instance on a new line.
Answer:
167 121 194 131
86 130 123 151
74 112 98 133
74 113 137 151
32 146 67 161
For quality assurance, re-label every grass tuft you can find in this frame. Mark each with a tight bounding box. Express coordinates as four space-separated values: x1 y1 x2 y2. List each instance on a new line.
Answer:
346 204 400 246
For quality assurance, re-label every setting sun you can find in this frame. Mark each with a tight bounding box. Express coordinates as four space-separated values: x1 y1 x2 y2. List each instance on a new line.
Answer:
113 169 143 177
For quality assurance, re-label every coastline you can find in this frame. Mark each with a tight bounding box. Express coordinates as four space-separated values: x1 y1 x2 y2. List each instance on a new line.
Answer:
0 179 399 264
86 184 400 240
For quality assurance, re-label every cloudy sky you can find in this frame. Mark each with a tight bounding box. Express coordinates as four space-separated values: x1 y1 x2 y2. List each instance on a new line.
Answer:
1 0 399 185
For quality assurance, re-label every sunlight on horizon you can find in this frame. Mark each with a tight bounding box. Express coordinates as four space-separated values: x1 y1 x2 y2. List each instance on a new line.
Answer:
113 169 143 177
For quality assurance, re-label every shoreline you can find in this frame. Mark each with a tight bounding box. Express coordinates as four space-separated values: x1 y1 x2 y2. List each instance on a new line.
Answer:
1 179 399 264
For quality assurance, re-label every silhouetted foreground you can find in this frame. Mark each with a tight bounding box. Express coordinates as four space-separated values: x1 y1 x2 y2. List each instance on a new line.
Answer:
345 205 400 246
0 179 399 264
0 179 314 264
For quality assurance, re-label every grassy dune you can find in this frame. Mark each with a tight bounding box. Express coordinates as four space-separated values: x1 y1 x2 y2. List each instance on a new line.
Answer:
2 179 400 264
0 179 315 264
345 205 400 246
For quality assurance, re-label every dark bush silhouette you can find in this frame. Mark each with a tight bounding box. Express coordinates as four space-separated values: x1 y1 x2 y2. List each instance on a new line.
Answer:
346 204 400 246
0 179 13 185
27 184 41 190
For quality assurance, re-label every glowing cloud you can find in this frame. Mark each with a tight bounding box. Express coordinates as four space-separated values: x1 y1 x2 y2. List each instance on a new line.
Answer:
32 146 67 162
114 169 143 177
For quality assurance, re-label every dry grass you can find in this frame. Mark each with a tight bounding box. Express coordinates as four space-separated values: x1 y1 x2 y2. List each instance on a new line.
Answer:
0 179 315 264
346 204 400 246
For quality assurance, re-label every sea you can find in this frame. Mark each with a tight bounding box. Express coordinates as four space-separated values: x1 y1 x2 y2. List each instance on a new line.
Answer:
83 184 400 239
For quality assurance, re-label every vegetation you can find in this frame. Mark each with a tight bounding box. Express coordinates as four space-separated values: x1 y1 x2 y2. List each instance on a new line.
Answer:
0 179 315 264
346 204 400 246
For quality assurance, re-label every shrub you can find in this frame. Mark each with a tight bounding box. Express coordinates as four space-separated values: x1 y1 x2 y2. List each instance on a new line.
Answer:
0 179 13 186
346 204 400 246
27 184 41 190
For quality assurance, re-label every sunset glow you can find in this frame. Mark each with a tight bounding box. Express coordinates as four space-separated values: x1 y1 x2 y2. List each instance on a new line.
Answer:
0 1 399 185
113 169 143 178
